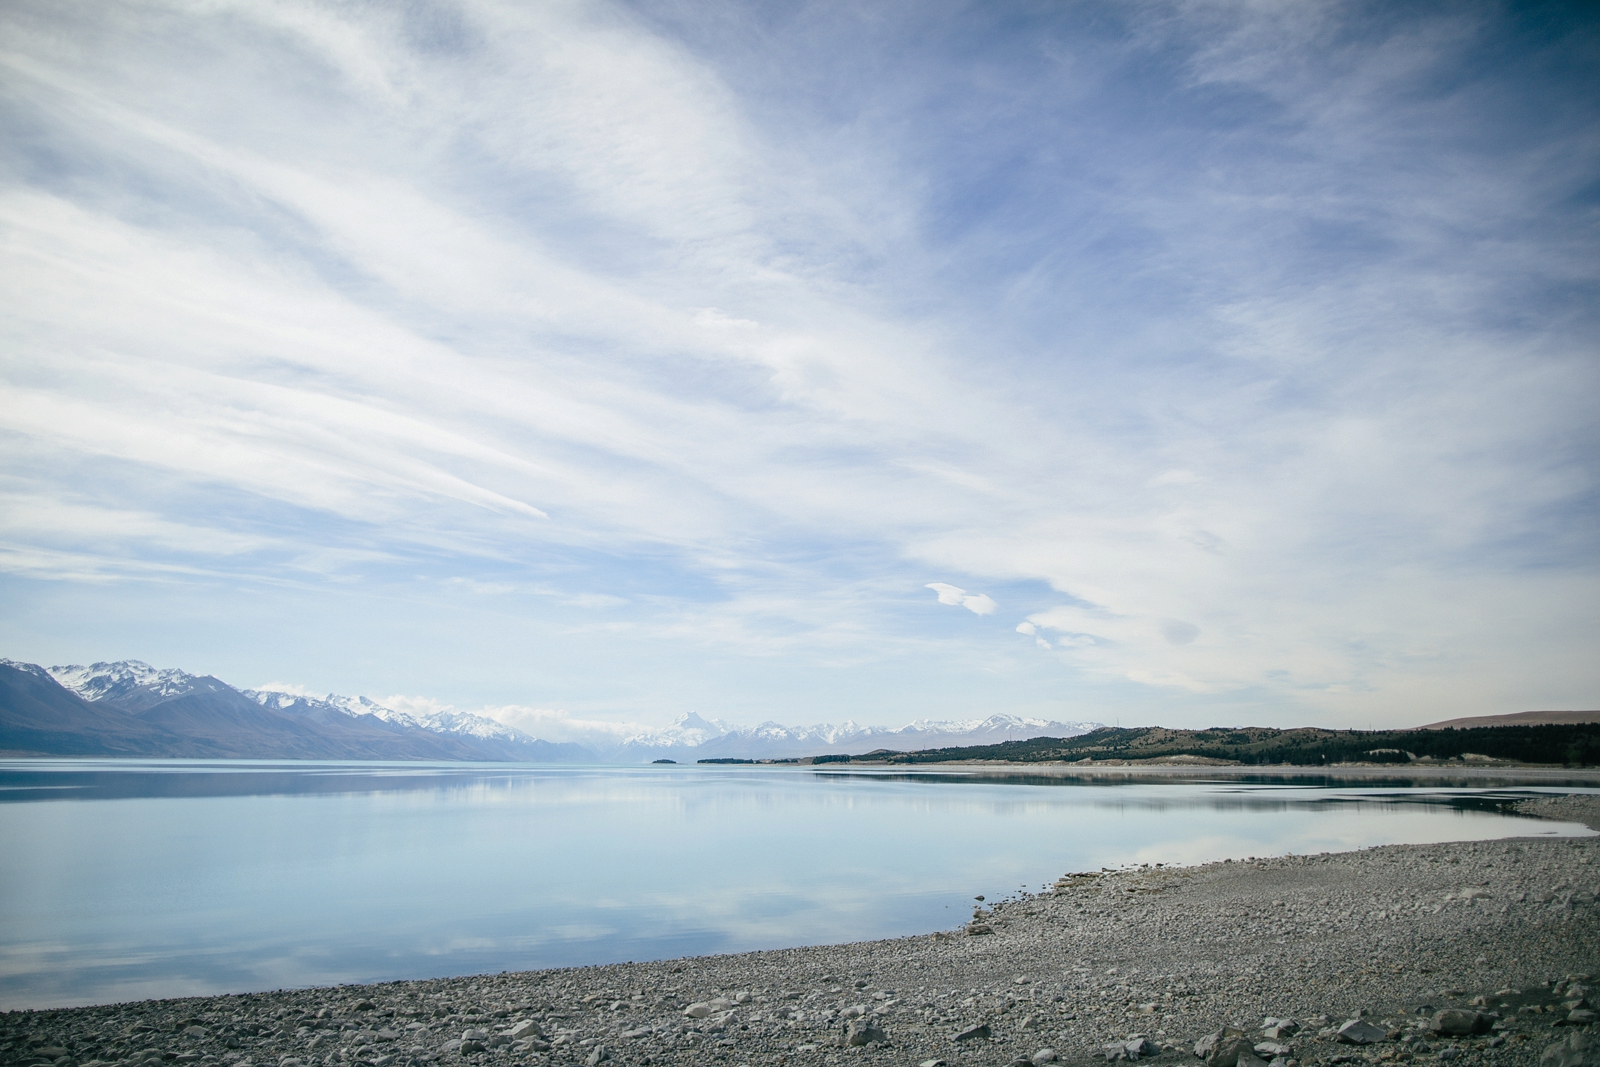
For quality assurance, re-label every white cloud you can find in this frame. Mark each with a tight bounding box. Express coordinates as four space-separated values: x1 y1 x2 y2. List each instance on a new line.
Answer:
482 704 647 744
0 0 1594 728
961 594 998 616
926 583 997 616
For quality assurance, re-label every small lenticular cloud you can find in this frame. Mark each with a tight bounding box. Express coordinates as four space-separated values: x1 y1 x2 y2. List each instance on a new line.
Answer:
1015 621 1037 635
926 582 998 615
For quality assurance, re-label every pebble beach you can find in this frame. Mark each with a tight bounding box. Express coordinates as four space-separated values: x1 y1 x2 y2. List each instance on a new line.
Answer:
4 792 1597 1067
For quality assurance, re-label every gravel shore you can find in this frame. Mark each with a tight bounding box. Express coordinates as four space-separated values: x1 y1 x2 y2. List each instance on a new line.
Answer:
5 795 1597 1067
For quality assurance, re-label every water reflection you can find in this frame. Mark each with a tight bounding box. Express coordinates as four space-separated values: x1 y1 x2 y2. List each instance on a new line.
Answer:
0 760 1592 1010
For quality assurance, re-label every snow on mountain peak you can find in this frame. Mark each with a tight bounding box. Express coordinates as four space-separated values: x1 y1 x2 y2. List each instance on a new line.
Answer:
17 653 1102 761
0 658 54 683
46 660 205 703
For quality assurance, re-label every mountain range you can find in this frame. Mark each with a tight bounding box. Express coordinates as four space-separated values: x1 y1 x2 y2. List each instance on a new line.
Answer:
0 656 1101 762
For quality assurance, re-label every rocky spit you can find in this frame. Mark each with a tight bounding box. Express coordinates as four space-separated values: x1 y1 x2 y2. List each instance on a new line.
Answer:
4 796 1597 1067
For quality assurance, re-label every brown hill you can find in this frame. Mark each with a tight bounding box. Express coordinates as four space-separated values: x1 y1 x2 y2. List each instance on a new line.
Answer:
1417 709 1600 730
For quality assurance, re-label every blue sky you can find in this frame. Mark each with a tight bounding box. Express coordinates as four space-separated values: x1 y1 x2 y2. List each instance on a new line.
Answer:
1 0 1596 734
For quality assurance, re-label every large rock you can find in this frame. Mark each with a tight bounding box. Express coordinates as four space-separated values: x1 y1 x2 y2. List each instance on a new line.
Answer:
1208 1035 1257 1067
954 1023 992 1042
1108 1037 1160 1062
1034 1051 1059 1065
1196 1027 1246 1060
845 1018 888 1047
682 1003 711 1019
1336 1020 1388 1045
1431 1010 1488 1036
1543 1032 1600 1067
507 1020 544 1041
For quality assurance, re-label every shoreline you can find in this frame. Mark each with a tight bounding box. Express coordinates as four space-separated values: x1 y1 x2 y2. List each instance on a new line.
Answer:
5 798 1597 1067
806 763 1600 784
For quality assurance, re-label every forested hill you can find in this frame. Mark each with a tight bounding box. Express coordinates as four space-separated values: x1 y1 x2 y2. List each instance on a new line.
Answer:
816 723 1600 767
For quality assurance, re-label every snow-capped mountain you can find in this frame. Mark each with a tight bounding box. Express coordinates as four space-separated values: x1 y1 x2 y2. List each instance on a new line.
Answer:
246 686 555 754
47 659 218 711
6 655 1100 762
592 711 1100 762
615 711 738 751
30 660 592 762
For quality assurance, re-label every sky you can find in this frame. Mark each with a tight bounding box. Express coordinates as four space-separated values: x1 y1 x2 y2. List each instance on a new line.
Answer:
1 0 1596 734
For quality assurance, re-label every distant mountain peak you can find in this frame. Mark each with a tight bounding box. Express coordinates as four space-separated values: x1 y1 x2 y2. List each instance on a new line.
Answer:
10 654 1103 763
47 659 216 708
4 655 595 762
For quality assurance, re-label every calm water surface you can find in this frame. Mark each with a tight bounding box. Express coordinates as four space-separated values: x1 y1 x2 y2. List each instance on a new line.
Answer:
1 760 1594 1009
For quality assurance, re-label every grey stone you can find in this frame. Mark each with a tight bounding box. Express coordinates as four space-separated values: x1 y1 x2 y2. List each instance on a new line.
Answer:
583 1046 608 1066
967 923 994 935
506 1021 543 1041
682 1003 711 1019
953 1023 991 1042
1196 1027 1246 1060
1542 1031 1600 1067
1208 1034 1257 1067
1336 1020 1388 1045
1567 1010 1598 1025
1431 1010 1487 1036
1107 1038 1160 1062
845 1017 888 1047
1034 1050 1059 1064
1254 1041 1293 1058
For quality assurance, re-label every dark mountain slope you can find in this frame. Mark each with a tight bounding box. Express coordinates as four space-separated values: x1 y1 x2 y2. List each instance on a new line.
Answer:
0 663 180 756
3 658 597 761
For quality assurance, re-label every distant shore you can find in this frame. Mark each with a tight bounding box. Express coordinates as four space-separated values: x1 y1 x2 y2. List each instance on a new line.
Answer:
7 792 1598 1067
809 761 1600 783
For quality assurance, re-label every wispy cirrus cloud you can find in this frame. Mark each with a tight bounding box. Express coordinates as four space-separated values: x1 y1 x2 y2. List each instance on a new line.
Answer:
0 0 1594 728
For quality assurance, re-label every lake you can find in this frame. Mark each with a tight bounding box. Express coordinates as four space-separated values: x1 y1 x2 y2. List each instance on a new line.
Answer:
1 759 1595 1010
